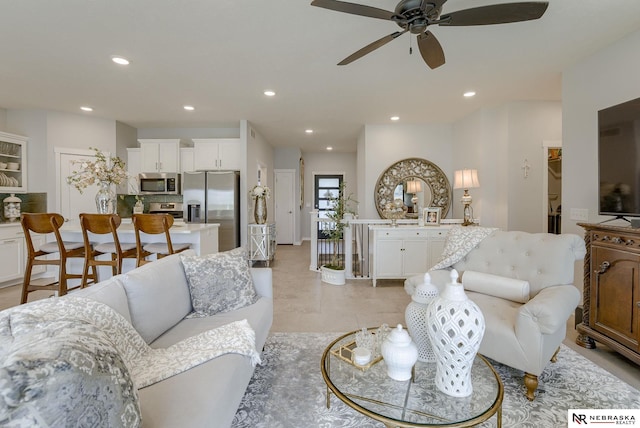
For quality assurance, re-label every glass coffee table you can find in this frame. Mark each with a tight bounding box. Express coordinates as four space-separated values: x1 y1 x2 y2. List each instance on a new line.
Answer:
320 329 504 427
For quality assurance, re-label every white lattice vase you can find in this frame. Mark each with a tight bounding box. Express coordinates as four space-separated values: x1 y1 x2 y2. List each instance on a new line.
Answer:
405 272 439 362
426 269 485 397
381 324 418 381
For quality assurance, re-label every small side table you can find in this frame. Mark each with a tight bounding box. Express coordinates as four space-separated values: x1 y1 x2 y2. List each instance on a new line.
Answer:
248 223 276 266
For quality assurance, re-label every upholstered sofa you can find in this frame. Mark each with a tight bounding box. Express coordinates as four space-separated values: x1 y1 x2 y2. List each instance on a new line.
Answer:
405 228 585 400
0 249 273 427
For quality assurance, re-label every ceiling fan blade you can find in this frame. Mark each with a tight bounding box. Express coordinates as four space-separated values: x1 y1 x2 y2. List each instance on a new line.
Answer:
440 2 548 26
417 31 445 69
311 0 395 20
338 30 407 65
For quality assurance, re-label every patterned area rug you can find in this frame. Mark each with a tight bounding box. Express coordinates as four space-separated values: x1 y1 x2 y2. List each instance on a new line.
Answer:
233 333 640 428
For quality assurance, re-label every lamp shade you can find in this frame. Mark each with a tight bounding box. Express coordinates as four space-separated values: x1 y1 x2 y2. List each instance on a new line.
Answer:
453 169 480 190
406 180 422 194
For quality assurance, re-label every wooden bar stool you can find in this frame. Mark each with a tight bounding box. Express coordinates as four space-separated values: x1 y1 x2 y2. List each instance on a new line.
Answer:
79 213 137 287
20 213 86 304
132 213 191 267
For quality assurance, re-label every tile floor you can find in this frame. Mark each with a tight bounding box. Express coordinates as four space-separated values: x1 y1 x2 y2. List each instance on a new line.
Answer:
2 241 639 391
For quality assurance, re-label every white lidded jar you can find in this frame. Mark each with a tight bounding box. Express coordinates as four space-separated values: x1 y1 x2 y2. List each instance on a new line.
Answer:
3 194 21 222
381 324 418 381
405 272 439 362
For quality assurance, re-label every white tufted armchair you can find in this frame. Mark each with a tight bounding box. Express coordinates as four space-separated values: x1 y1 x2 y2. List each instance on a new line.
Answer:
405 229 586 400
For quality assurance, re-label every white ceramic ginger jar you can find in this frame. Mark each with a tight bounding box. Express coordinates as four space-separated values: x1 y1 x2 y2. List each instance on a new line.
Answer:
381 324 418 381
405 272 439 362
426 269 485 397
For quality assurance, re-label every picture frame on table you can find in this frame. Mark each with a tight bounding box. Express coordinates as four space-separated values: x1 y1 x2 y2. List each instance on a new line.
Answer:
423 207 441 226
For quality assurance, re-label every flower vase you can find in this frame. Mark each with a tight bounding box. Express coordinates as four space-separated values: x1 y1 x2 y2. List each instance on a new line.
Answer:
405 273 439 362
426 269 485 397
95 181 116 214
254 197 267 224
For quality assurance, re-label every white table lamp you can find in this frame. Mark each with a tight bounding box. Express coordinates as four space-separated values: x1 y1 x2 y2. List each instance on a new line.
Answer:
453 169 480 226
406 180 422 211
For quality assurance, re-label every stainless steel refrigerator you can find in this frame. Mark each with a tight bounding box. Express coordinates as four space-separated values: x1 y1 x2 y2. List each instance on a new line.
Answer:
182 170 240 252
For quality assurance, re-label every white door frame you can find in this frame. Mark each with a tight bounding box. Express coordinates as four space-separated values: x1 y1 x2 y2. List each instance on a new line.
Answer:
274 169 296 244
542 140 562 232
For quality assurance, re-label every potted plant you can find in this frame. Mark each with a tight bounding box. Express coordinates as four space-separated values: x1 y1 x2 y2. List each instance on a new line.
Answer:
321 182 357 285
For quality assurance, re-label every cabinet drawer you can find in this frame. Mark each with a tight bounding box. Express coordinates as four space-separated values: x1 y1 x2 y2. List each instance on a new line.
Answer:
377 229 428 239
425 229 449 239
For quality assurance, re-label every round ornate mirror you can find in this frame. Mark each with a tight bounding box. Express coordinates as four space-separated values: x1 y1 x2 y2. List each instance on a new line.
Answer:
374 158 451 219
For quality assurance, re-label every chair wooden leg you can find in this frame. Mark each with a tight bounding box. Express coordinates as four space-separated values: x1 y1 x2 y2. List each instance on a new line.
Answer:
58 258 68 296
81 257 91 288
524 373 538 401
550 346 560 363
21 261 33 304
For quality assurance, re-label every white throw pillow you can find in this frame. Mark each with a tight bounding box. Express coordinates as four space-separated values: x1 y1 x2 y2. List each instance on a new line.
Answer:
180 247 259 317
121 252 193 343
462 270 530 303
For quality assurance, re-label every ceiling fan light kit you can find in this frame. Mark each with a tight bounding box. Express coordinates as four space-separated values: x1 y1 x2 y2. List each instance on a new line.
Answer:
311 0 548 69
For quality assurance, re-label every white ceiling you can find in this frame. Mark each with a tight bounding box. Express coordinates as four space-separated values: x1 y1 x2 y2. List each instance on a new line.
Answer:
1 0 640 152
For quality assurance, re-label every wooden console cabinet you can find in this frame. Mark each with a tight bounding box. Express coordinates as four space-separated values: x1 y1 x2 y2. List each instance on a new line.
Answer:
576 223 640 365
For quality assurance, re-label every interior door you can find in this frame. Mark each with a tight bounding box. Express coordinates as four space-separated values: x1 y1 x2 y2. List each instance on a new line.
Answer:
275 169 295 244
57 149 101 221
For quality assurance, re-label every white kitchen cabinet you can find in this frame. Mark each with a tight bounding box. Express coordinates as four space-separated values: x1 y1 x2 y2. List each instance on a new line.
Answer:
371 225 450 287
192 139 242 171
180 147 194 174
0 131 27 193
0 225 46 286
138 139 180 173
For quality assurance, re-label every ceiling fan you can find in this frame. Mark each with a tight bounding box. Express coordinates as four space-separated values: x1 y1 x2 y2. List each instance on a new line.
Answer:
310 0 549 69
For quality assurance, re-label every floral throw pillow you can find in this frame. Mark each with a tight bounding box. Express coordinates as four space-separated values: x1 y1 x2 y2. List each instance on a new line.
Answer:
180 247 259 317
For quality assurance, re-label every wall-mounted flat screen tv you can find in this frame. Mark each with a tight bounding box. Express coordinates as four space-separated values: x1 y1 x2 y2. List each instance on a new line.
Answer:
598 96 640 219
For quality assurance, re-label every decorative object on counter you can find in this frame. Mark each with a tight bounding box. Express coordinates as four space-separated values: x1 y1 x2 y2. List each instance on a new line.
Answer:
380 324 418 381
453 169 480 226
133 196 144 214
355 327 375 354
3 194 21 222
405 272 439 362
426 269 485 397
95 181 117 214
66 147 128 214
424 207 441 226
321 182 357 281
382 198 407 227
249 184 271 224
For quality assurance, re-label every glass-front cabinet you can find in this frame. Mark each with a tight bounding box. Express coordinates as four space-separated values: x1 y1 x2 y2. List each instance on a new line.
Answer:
0 131 27 193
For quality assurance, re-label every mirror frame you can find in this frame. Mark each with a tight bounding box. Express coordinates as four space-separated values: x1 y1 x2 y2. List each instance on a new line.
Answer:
374 157 451 219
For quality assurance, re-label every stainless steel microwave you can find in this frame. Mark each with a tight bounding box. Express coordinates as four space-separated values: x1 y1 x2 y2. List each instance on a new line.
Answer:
138 172 181 195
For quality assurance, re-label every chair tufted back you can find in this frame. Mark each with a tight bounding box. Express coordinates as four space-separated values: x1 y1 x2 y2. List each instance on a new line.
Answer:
452 230 586 297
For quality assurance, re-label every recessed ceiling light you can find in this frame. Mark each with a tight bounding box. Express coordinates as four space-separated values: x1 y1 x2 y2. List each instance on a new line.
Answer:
326 146 333 151
183 105 195 111
305 129 313 134
390 116 400 121
111 56 130 65
80 106 93 112
264 90 276 97
463 91 476 98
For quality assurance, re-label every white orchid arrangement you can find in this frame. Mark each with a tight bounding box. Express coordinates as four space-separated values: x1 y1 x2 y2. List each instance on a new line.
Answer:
66 147 128 193
250 184 271 199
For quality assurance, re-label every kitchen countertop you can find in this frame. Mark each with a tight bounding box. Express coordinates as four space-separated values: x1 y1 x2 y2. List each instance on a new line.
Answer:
60 219 219 234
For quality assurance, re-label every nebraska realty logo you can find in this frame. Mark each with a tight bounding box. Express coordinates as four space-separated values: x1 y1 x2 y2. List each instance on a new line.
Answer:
569 409 639 426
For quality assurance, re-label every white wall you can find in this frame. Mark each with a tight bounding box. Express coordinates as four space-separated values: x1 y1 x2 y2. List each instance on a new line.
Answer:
300 151 357 240
137 126 240 140
5 109 117 209
0 108 6 131
244 120 273 244
361 124 453 219
563 28 640 236
452 101 562 231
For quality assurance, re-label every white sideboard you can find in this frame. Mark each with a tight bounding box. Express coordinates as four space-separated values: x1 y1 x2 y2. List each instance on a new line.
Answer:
370 225 450 287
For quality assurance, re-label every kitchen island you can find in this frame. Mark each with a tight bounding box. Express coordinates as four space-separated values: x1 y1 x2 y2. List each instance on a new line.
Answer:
58 220 219 280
